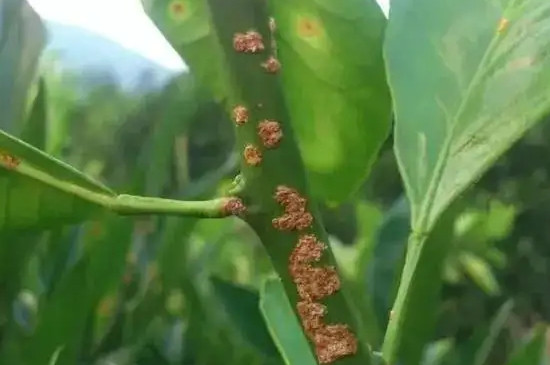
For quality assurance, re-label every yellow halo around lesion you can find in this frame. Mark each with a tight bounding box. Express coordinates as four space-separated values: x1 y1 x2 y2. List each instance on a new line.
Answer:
168 0 188 22
296 15 323 38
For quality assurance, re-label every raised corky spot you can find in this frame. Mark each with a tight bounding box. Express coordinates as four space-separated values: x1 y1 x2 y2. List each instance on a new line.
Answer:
233 31 265 53
261 56 281 73
244 144 263 166
289 235 340 301
272 185 313 231
297 300 358 364
0 151 21 169
232 105 249 125
223 197 247 217
258 120 283 148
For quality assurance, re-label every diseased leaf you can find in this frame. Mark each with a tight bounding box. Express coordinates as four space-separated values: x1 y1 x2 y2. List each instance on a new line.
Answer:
387 0 550 233
270 0 391 203
260 278 317 365
384 1 550 363
0 129 115 231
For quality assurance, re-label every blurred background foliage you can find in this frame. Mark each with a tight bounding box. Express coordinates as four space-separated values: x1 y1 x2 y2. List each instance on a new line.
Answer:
1 1 549 364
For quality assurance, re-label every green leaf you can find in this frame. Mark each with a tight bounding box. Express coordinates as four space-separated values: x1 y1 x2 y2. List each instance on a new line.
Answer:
19 216 133 365
387 0 550 233
269 0 391 203
0 0 46 132
366 196 410 330
473 300 514 365
384 2 550 363
506 324 547 365
458 252 500 296
260 278 317 365
0 129 115 231
211 277 282 363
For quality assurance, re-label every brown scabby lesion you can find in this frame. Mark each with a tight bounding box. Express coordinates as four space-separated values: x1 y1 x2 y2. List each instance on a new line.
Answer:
222 197 247 217
272 186 313 231
232 105 249 126
258 119 283 148
0 151 21 170
243 144 263 166
272 187 358 363
230 19 358 363
233 30 265 53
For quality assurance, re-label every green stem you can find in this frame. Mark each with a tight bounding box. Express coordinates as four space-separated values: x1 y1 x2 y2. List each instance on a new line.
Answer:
17 161 234 219
111 195 230 218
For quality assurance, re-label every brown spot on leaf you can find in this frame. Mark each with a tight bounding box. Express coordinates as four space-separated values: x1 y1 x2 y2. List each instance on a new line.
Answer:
289 235 339 301
0 151 20 169
258 120 283 148
244 144 263 166
233 31 265 53
223 197 247 216
261 56 281 73
232 105 249 125
314 324 358 364
297 301 358 364
272 186 312 231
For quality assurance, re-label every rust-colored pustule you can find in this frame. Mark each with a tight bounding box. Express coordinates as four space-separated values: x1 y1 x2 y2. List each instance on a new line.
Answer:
232 105 249 125
272 186 313 231
233 31 265 53
223 197 247 217
243 144 263 166
289 235 340 301
289 233 357 363
297 300 358 364
258 120 283 148
261 56 281 74
0 151 20 169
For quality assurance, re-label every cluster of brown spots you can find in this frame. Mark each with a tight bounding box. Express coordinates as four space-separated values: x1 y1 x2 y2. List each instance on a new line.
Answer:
272 186 313 231
233 31 265 53
288 235 357 363
258 120 283 148
289 235 339 301
232 105 249 125
0 151 21 169
261 56 281 73
497 17 509 34
243 144 263 166
223 197 247 217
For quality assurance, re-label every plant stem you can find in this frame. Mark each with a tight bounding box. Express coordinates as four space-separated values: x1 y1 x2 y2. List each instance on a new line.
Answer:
111 195 231 218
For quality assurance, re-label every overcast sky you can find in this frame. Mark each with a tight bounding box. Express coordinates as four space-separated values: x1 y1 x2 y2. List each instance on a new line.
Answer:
28 0 390 70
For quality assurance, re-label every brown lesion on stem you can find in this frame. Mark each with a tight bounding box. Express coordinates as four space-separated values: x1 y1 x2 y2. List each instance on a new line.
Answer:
222 197 247 217
0 151 21 170
258 119 283 148
243 144 263 166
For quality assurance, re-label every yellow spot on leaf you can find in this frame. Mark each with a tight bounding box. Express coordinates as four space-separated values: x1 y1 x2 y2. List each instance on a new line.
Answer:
497 17 509 34
297 16 322 38
168 0 188 21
